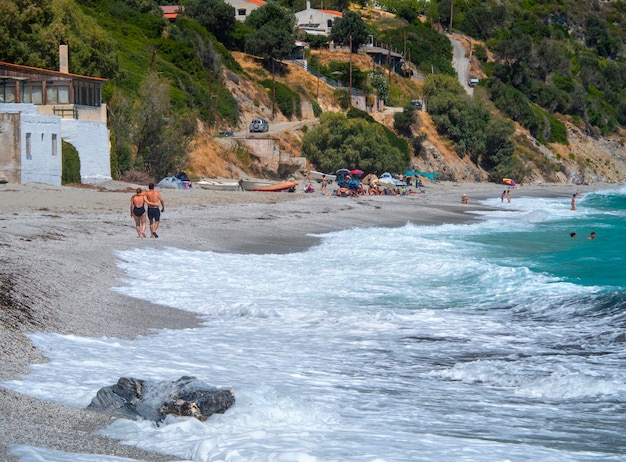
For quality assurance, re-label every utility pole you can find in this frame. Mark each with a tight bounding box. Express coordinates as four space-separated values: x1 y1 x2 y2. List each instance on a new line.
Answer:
349 35 352 108
449 0 454 34
208 69 213 127
271 57 276 120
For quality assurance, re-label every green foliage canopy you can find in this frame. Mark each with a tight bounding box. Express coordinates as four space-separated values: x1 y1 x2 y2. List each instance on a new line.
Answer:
329 11 369 53
302 112 409 174
244 3 296 62
183 0 237 45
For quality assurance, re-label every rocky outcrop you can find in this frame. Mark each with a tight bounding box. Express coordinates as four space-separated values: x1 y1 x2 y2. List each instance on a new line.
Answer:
87 376 235 423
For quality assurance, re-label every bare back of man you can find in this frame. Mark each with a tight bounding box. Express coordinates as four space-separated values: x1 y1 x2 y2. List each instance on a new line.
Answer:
143 183 165 238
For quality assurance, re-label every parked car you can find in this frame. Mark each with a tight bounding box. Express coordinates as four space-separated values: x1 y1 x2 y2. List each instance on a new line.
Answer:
219 131 234 137
410 99 422 110
468 78 479 87
249 118 269 133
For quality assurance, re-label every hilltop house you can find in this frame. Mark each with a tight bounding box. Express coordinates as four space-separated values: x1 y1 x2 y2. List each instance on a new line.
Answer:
294 0 342 36
160 1 265 22
225 0 266 21
0 45 111 186
160 5 184 20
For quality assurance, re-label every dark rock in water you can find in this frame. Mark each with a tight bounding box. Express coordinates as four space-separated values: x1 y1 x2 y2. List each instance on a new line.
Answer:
87 376 235 423
615 332 626 343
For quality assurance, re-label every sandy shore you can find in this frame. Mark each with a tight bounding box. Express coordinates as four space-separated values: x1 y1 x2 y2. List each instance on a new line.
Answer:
0 179 606 461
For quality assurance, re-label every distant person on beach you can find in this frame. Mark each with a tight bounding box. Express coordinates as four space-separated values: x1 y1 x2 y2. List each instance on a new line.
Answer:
144 183 165 238
506 189 511 203
588 231 596 240
571 193 577 211
462 194 468 204
501 190 506 203
130 188 147 238
321 175 328 195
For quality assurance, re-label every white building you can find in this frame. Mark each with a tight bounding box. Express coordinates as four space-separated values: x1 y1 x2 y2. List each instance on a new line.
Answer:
0 46 111 186
294 0 342 36
224 0 267 21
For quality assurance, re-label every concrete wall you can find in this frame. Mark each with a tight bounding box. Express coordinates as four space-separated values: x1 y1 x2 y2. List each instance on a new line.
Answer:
0 103 111 185
0 112 21 183
20 112 63 186
61 119 111 183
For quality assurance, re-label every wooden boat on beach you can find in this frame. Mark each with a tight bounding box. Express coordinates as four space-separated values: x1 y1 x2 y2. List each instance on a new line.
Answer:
239 179 298 192
196 178 241 191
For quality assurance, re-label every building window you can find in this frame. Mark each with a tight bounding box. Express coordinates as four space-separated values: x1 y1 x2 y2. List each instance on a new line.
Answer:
237 8 246 16
23 84 43 104
26 133 32 160
1 82 16 103
46 84 70 105
52 134 58 156
74 81 102 107
327 19 333 28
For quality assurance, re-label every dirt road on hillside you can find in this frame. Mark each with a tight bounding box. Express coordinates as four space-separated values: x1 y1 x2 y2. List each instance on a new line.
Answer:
449 35 473 96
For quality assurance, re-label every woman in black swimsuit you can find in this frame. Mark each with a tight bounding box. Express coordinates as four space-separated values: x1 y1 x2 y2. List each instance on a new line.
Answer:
130 188 147 238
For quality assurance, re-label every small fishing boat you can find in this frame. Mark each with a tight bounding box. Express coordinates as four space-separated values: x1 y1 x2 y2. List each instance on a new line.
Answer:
196 178 241 191
239 179 298 192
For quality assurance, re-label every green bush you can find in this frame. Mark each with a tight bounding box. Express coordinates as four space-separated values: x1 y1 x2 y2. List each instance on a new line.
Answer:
62 141 81 185
311 100 323 117
260 79 302 119
334 89 350 110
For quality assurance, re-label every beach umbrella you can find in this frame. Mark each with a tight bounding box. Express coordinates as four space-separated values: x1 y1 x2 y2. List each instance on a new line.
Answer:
503 178 516 186
362 173 378 185
350 169 364 175
404 170 419 177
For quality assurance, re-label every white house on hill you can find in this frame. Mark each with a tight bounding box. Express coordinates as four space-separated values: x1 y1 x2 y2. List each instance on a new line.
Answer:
224 0 267 21
295 0 342 36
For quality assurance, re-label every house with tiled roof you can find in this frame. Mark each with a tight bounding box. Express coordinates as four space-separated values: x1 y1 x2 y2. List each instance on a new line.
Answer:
294 0 342 36
224 0 266 21
0 46 111 186
160 5 184 21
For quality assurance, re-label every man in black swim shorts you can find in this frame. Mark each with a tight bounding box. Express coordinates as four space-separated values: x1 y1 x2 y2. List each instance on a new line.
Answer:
144 183 165 238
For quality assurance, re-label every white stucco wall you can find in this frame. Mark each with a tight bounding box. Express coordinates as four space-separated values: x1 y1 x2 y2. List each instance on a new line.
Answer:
20 112 62 186
61 119 111 183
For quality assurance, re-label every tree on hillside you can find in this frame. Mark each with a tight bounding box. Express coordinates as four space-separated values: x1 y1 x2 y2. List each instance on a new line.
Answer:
329 11 368 53
134 73 193 179
184 0 236 44
0 0 118 78
302 112 408 174
422 74 464 99
244 3 296 63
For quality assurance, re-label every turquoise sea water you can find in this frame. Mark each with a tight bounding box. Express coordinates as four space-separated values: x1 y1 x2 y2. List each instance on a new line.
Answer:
5 185 626 462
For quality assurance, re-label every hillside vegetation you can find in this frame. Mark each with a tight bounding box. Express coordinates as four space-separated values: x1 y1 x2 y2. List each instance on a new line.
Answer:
1 0 625 184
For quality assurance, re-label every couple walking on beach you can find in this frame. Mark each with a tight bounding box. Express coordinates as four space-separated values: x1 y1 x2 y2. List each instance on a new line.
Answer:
130 183 165 238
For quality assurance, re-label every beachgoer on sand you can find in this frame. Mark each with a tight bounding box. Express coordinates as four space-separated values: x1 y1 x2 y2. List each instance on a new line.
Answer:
130 188 147 238
143 183 165 238
321 175 329 195
462 194 468 204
